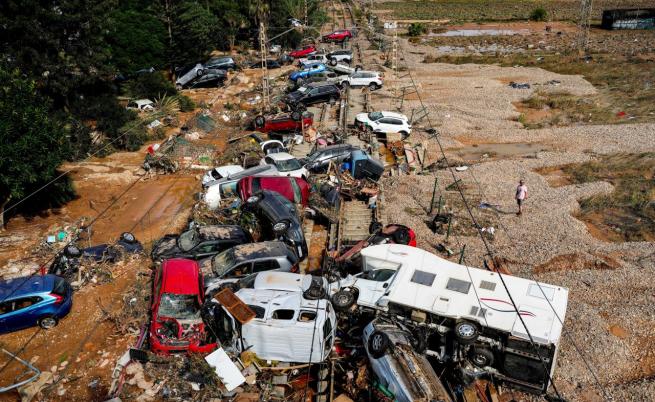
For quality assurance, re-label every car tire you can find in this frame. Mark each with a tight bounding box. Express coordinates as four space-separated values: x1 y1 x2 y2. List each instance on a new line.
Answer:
120 232 137 244
368 82 378 91
399 131 409 140
454 320 480 344
332 289 355 311
64 245 81 258
291 110 302 121
469 347 495 368
368 330 390 359
38 316 59 330
175 84 183 91
329 59 337 66
197 68 205 77
392 228 411 245
254 115 266 129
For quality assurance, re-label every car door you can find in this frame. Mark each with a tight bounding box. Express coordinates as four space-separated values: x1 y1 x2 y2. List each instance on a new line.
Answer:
351 72 365 86
227 262 254 278
2 297 42 331
252 259 281 274
376 118 395 133
354 269 396 308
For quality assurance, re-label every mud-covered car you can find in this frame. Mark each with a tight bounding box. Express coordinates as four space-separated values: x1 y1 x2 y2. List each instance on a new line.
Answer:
150 225 252 263
363 318 452 402
242 190 308 260
149 258 217 354
333 223 416 267
49 232 143 279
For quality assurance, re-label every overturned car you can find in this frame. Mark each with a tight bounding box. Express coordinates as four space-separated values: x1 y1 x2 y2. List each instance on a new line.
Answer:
203 271 335 363
150 225 252 263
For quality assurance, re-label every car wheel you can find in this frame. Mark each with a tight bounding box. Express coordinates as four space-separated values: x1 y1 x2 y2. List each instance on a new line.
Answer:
332 289 355 311
329 59 337 66
64 245 81 258
392 228 411 244
38 316 59 330
197 68 205 77
469 347 494 367
454 320 480 344
120 232 137 244
355 65 363 72
368 330 390 359
291 110 302 121
254 115 266 129
368 82 378 91
399 131 409 140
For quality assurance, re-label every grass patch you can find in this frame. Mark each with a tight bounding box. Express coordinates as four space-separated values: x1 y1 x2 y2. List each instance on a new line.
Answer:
561 153 655 241
428 53 655 125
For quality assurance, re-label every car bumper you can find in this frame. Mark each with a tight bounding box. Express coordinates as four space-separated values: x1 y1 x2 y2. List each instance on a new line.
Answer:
150 335 217 355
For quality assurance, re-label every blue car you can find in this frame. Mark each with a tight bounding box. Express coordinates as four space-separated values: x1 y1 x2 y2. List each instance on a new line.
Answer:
0 275 73 333
289 63 327 82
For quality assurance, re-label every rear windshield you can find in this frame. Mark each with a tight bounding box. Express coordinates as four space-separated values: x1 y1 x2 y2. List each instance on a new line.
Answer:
159 294 200 320
212 249 237 276
52 277 67 296
178 229 199 252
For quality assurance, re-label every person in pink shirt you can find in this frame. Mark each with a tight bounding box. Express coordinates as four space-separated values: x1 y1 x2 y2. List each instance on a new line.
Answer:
515 179 528 215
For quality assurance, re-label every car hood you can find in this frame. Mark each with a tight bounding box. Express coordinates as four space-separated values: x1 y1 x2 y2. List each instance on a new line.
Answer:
355 112 371 123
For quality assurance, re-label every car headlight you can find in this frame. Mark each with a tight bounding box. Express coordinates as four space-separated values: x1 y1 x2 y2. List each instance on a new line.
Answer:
273 222 289 232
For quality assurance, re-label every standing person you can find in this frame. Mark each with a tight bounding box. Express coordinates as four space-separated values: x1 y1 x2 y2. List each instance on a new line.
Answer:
515 179 528 215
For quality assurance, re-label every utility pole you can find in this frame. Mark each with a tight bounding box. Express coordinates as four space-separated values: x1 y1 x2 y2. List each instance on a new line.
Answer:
259 22 270 109
577 0 593 54
304 0 308 27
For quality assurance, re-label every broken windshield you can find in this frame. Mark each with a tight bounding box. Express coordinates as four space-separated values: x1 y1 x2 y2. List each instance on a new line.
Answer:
212 248 237 276
177 229 198 252
274 158 302 172
158 294 200 320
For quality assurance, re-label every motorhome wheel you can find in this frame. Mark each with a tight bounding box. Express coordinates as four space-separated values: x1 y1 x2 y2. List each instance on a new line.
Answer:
454 321 480 344
332 289 355 311
469 347 494 367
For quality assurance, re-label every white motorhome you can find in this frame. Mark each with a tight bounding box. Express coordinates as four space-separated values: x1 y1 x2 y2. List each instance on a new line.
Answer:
205 272 336 363
330 244 569 394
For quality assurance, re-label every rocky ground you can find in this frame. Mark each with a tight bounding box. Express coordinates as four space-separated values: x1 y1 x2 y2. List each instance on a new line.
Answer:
363 10 655 401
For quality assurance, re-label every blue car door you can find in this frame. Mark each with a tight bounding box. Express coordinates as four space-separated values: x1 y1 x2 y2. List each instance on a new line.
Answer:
1 297 41 332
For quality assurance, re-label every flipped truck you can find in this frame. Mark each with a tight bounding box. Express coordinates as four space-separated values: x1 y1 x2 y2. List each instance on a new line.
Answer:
329 244 569 395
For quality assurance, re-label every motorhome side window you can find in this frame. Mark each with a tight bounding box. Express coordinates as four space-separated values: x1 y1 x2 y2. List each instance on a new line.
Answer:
298 311 316 321
410 270 436 286
249 305 265 319
272 309 295 320
446 278 471 294
368 269 394 281
527 283 555 300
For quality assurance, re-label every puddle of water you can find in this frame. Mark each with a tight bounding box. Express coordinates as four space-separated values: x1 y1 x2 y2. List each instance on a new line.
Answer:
431 29 529 37
452 143 552 161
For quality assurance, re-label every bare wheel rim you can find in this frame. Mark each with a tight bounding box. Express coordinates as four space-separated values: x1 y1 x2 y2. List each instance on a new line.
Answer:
372 334 383 350
473 353 487 365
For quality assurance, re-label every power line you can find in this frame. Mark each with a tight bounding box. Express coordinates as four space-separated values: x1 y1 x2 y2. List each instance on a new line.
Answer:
393 40 566 400
463 167 611 400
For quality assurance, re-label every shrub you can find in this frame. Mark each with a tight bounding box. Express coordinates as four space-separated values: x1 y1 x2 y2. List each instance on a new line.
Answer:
177 95 196 112
407 23 426 37
124 71 176 100
530 8 548 22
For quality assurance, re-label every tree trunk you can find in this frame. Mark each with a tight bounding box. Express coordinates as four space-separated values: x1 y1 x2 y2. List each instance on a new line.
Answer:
0 197 9 230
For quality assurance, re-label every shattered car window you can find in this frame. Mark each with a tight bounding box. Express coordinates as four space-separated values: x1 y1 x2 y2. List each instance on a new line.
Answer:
368 112 383 121
178 229 199 252
212 249 237 276
274 158 302 172
159 294 200 320
220 182 238 198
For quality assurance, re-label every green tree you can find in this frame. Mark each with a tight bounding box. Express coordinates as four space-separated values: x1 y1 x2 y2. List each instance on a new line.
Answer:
0 68 70 228
170 1 220 67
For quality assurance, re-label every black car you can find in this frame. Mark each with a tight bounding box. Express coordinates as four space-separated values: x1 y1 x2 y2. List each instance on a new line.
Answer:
249 59 281 69
204 56 239 71
302 143 357 172
284 82 341 110
241 190 308 261
49 232 143 279
185 71 227 89
150 225 252 262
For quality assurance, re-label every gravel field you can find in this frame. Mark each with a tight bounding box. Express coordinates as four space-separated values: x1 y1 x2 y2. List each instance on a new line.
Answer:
371 24 655 401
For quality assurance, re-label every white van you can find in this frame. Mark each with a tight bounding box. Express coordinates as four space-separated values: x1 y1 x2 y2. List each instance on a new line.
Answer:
330 244 569 394
204 272 336 363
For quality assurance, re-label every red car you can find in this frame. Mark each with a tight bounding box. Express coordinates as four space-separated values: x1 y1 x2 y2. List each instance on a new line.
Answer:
322 30 353 43
149 258 216 355
253 111 313 133
238 176 310 207
289 45 317 59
